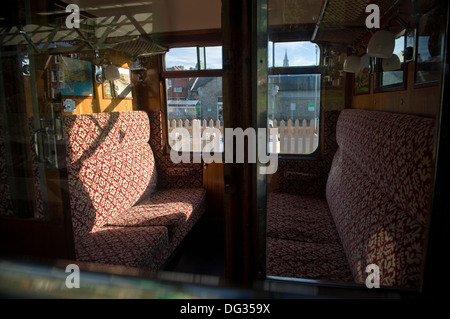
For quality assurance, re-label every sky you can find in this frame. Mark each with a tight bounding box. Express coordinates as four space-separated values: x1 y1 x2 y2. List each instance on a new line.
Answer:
269 41 319 67
165 46 222 70
164 41 319 70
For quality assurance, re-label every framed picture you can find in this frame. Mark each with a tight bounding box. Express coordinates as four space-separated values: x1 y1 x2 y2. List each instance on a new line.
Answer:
103 67 133 99
414 5 446 86
354 63 371 95
59 56 94 97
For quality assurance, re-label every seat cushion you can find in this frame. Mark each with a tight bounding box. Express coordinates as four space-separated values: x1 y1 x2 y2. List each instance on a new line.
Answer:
106 188 207 248
267 192 340 243
267 237 353 282
75 226 169 269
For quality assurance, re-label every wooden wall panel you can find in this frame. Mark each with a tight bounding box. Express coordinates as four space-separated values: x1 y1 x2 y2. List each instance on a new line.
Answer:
352 59 441 118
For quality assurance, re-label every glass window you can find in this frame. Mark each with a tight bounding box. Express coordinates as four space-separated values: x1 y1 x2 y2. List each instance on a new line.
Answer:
268 41 321 155
165 77 223 153
268 74 321 154
165 46 222 71
164 46 223 153
165 47 198 71
374 31 409 90
204 46 223 69
381 35 405 87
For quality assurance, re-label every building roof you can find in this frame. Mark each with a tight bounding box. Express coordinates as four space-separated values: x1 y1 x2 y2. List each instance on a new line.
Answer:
190 77 216 91
167 100 200 106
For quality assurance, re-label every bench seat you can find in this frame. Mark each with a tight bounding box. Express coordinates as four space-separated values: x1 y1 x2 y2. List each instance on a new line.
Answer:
64 111 206 270
267 109 436 288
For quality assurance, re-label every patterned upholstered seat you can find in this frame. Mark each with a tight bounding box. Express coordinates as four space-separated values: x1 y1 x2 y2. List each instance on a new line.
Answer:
267 193 340 244
267 109 436 288
64 111 206 270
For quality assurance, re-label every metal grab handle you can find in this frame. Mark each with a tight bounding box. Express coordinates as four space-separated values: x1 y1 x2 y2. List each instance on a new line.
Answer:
33 129 49 164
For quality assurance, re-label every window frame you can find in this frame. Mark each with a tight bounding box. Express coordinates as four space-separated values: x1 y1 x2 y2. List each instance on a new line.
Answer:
373 29 409 92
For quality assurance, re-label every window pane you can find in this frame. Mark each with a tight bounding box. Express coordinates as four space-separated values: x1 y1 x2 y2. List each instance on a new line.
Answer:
165 47 198 71
166 77 223 152
273 41 320 67
268 41 274 68
380 35 405 87
268 74 321 154
205 46 222 69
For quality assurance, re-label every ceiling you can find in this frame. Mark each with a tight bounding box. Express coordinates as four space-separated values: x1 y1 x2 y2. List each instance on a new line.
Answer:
0 0 416 56
268 0 408 46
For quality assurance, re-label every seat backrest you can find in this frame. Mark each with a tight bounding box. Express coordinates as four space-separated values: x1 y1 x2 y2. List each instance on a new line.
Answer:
63 111 157 238
0 123 14 217
326 109 436 287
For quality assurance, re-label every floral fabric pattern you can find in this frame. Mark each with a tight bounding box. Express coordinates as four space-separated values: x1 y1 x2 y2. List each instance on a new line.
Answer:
267 237 353 282
64 112 154 236
148 110 204 190
267 192 340 243
75 225 169 269
326 109 435 287
275 110 340 198
107 188 207 250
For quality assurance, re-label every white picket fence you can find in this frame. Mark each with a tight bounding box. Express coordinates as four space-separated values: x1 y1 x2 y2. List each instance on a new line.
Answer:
167 118 318 154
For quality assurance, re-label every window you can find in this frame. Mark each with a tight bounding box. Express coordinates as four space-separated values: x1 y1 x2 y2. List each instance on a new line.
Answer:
374 30 412 90
268 41 321 155
163 46 223 153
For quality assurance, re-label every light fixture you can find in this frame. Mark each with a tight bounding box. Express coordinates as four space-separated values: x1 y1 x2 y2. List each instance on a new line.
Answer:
367 30 395 59
382 54 401 71
94 52 121 82
359 53 371 70
343 55 361 73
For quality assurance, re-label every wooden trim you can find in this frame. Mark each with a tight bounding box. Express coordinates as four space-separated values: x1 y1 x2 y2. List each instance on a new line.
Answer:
161 69 223 78
268 66 321 75
422 0 450 296
221 0 269 285
0 218 74 260
153 29 222 48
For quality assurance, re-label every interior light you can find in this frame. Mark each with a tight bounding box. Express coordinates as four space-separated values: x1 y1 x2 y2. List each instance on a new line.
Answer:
103 64 120 81
367 30 395 59
359 54 371 70
343 55 361 73
382 54 401 71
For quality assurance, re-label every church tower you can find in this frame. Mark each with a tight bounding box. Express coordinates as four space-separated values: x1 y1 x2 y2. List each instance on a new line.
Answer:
283 49 289 67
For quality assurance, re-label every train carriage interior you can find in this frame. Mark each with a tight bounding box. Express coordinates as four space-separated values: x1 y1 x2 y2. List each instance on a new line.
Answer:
0 0 449 300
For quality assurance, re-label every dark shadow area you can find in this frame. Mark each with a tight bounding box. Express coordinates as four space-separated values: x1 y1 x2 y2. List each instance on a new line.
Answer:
163 214 226 277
